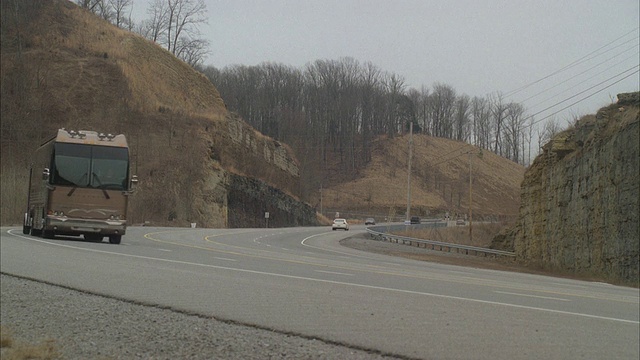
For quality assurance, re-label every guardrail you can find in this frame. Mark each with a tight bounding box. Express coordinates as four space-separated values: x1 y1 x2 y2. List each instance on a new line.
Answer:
366 225 516 258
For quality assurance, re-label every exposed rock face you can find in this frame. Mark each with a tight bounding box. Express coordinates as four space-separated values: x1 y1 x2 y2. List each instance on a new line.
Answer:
228 174 318 228
193 168 229 228
221 114 315 227
187 113 317 229
513 93 639 284
227 114 300 178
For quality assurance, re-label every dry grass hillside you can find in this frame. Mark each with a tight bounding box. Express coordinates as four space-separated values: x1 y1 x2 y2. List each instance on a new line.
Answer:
0 0 304 227
31 1 224 117
0 0 224 144
319 134 525 221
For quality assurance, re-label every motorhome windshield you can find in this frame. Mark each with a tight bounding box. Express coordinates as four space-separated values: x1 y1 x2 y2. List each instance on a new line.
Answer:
51 143 129 190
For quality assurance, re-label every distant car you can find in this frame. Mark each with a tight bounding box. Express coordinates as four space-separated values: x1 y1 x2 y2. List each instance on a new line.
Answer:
364 218 376 225
456 219 466 226
332 218 349 231
410 216 420 224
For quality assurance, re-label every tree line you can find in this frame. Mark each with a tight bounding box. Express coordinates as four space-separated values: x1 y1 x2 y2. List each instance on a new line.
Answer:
199 59 558 166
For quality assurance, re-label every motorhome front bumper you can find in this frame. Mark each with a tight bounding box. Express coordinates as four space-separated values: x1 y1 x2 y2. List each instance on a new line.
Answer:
45 216 126 235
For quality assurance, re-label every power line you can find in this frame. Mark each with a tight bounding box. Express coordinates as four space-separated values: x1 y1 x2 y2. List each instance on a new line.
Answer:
430 148 478 168
411 142 473 167
526 52 639 113
503 28 639 98
521 47 639 106
528 65 638 119
524 68 639 130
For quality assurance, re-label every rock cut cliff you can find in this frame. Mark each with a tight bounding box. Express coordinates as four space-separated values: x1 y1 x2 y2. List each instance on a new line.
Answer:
512 92 639 284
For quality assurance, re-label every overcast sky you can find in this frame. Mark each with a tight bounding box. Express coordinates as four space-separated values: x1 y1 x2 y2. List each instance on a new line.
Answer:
134 0 639 127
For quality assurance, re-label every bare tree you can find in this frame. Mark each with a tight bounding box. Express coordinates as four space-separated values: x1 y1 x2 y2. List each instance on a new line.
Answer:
523 115 535 166
138 0 208 65
471 96 491 149
359 61 384 162
76 0 101 12
77 0 114 22
384 73 407 138
175 36 210 67
138 0 168 42
488 92 508 156
428 83 456 138
165 0 207 56
109 0 133 29
77 0 133 30
407 87 428 134
537 117 562 150
504 102 526 162
453 94 471 141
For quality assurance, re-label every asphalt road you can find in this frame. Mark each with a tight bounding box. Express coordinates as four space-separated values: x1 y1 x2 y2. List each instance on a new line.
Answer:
1 225 638 359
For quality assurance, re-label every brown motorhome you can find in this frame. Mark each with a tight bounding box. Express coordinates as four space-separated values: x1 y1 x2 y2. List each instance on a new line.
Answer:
23 129 137 244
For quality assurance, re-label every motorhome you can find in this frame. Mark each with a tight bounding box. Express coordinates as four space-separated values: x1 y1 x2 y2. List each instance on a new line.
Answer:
23 129 137 244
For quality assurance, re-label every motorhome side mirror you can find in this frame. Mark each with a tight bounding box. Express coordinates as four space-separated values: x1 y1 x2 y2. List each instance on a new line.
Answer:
42 168 50 181
130 175 138 190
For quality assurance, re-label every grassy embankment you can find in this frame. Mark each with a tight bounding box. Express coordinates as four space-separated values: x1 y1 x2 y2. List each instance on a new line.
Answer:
0 326 60 360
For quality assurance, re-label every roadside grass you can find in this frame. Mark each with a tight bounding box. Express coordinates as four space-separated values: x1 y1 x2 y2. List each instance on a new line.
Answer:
0 326 61 360
391 222 508 248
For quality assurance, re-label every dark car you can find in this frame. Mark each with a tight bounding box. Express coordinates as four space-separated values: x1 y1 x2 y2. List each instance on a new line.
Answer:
365 218 376 225
410 216 420 224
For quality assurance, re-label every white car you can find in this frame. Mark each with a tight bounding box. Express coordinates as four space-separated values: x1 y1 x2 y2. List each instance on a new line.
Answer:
332 218 349 231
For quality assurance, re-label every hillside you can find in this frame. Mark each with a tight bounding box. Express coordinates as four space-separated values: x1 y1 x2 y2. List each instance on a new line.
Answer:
0 0 315 228
318 135 525 221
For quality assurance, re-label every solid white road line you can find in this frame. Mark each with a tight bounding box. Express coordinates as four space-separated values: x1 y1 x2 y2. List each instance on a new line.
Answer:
495 291 571 302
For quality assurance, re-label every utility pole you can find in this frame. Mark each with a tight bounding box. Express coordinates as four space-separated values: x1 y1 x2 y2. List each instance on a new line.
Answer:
406 122 413 223
469 151 473 243
319 183 323 217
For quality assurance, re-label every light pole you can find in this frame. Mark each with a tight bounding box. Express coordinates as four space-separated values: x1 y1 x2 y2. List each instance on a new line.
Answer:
406 121 413 223
468 149 482 243
468 151 473 243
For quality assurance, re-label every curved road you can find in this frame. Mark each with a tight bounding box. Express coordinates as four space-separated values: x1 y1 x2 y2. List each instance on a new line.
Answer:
1 225 638 359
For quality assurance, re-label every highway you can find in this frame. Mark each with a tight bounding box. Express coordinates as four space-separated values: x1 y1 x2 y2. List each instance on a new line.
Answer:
1 225 638 359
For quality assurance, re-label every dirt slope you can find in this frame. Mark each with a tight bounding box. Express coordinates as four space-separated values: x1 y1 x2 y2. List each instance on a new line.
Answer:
319 134 525 221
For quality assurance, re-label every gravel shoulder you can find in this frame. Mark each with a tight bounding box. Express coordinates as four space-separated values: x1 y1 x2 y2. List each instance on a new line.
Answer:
0 274 402 360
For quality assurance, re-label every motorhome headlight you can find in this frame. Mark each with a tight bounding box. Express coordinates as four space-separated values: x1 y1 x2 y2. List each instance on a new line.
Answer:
110 214 121 220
